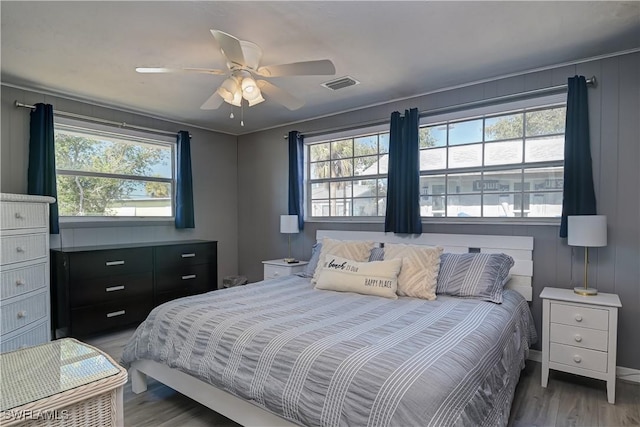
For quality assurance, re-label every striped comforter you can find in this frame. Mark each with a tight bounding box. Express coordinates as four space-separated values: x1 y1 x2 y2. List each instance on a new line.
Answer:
121 275 536 427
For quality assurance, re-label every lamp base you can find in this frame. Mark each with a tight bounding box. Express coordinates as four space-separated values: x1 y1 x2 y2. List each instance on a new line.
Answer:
574 286 598 296
284 258 299 264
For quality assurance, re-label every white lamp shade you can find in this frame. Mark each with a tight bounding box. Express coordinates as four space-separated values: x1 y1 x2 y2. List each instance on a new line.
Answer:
280 215 299 234
568 215 607 247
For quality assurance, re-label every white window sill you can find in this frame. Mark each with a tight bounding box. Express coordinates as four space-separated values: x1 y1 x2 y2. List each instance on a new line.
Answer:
305 217 561 226
59 217 175 229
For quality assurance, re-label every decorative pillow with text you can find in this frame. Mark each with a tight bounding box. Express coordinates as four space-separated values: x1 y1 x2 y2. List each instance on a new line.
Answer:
315 255 402 299
312 238 375 283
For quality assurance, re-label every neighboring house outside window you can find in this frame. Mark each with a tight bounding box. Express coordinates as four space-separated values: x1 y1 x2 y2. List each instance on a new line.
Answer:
54 118 175 220
306 94 566 221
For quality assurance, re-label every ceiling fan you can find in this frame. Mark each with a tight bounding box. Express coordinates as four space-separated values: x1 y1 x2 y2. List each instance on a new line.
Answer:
136 30 336 111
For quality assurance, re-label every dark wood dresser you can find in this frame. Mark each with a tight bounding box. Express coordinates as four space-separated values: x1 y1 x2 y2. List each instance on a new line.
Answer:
51 240 217 338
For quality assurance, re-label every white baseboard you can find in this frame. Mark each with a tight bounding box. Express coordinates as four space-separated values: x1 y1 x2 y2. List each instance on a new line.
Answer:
527 349 640 383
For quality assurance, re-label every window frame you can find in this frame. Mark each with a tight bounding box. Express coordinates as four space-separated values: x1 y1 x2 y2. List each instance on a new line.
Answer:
54 117 177 226
304 94 566 224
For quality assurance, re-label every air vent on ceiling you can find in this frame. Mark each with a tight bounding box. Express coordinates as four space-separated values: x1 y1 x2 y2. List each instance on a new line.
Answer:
321 76 360 91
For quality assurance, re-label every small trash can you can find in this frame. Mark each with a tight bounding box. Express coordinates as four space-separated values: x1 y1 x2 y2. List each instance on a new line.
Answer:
223 275 248 288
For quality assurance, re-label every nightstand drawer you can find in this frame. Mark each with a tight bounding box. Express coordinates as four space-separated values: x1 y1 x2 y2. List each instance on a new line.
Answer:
550 302 608 331
1 291 48 334
264 264 293 279
0 201 48 230
550 342 608 372
550 323 608 351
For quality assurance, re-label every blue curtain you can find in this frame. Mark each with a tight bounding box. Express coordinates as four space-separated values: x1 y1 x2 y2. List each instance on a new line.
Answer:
27 103 59 234
384 108 422 234
288 130 304 230
560 76 596 237
175 130 195 229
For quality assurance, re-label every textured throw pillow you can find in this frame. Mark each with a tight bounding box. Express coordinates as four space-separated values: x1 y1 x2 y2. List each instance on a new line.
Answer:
368 247 385 261
436 252 515 304
383 243 443 300
301 242 322 278
315 255 402 299
312 238 375 283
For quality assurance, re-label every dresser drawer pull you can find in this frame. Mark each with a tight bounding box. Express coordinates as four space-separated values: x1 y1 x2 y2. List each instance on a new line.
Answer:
573 355 582 363
574 314 583 322
105 260 125 266
14 212 23 219
182 274 197 280
574 334 582 342
181 253 196 258
17 310 27 318
15 279 25 286
105 285 125 292
106 310 126 318
16 247 25 253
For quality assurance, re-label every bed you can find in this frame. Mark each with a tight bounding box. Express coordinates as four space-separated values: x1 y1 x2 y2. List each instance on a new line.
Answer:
121 231 537 427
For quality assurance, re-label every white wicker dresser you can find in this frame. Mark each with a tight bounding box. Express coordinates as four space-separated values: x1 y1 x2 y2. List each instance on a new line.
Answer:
0 338 127 426
1 193 55 352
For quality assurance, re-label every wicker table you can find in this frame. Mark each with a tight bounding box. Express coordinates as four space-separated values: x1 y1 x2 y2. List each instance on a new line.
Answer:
0 338 127 426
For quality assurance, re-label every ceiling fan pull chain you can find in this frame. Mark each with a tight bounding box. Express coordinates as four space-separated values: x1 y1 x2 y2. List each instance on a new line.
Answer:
240 103 245 127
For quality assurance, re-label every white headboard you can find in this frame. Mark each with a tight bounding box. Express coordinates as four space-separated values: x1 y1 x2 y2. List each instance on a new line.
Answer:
316 230 534 301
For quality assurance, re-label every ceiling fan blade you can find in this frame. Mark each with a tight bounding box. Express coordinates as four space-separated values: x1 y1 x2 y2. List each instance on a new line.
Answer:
136 67 226 75
200 92 224 110
210 30 246 67
256 59 336 77
257 80 304 110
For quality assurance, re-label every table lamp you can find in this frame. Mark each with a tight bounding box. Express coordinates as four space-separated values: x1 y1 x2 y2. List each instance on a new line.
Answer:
280 215 299 263
568 215 607 295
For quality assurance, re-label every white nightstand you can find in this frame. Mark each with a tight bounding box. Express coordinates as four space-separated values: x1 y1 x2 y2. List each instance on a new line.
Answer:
262 259 309 280
540 287 622 404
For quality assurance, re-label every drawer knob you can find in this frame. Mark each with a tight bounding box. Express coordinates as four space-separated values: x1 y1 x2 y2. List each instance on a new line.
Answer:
574 314 583 322
14 212 23 219
15 279 25 286
574 334 582 342
573 355 582 363
105 260 125 266
273 272 280 277
17 310 27 319
182 274 197 280
16 247 24 253
181 253 196 258
106 285 125 292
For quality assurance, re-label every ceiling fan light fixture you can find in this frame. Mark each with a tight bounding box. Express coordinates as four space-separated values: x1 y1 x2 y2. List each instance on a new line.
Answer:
241 76 258 95
230 89 243 107
247 93 265 106
217 77 239 102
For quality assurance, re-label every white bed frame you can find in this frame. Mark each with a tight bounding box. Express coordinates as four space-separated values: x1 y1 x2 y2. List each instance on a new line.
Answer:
129 230 534 426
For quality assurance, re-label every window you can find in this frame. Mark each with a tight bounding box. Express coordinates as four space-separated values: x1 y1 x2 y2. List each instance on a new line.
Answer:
307 130 389 217
419 103 566 218
54 120 175 218
305 95 566 221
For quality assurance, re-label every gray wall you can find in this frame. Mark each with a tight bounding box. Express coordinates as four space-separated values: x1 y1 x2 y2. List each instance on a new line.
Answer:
237 52 640 369
1 85 239 288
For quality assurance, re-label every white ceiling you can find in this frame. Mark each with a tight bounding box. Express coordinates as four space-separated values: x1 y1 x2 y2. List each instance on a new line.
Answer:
2 1 638 135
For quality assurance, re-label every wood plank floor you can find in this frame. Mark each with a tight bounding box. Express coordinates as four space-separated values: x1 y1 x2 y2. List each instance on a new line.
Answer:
86 328 640 427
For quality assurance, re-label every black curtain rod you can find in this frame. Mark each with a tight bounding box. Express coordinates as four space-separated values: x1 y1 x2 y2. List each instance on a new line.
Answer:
14 101 189 138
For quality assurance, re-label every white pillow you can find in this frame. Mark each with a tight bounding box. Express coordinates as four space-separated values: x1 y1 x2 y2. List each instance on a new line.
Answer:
315 255 402 299
312 238 376 283
383 243 443 300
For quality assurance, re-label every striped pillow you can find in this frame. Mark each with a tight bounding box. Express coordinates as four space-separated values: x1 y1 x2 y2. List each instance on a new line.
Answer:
436 253 514 303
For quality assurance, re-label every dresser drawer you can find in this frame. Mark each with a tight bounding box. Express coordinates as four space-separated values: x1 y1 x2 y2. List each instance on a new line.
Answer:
155 263 213 294
70 272 153 307
550 342 608 373
154 242 216 268
1 263 47 300
0 201 47 230
1 291 47 334
550 323 608 351
68 247 153 279
0 234 47 265
550 302 608 331
264 264 295 279
1 320 49 353
70 300 153 337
